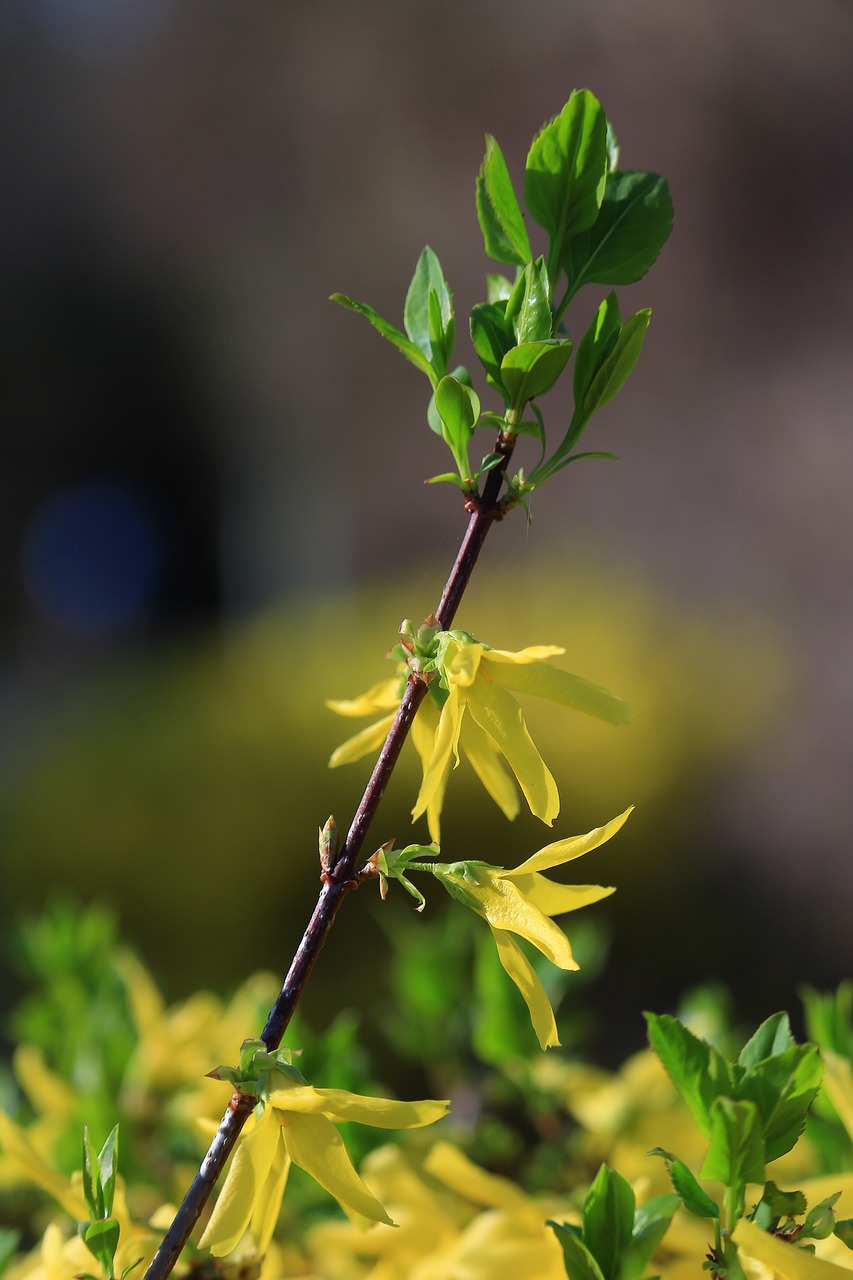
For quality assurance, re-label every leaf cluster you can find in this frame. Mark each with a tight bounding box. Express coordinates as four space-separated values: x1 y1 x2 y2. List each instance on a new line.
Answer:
646 1011 853 1277
79 1125 139 1280
333 89 672 501
549 1163 679 1280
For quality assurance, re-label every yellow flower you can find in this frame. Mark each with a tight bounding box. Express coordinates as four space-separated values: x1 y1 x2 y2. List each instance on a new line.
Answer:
328 632 630 842
199 1066 449 1257
430 808 631 1049
734 1219 853 1280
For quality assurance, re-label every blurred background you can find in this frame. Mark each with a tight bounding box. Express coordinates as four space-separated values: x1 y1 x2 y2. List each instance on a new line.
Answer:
1 0 851 1065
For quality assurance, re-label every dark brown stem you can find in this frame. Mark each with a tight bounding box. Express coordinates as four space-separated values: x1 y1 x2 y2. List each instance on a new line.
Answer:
142 435 516 1280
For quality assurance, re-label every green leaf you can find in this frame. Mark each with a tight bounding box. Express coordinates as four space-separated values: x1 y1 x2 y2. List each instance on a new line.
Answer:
428 364 473 435
648 1148 719 1220
645 1013 731 1137
738 1043 823 1161
82 1126 101 1220
834 1219 853 1250
581 310 650 419
505 259 552 344
573 293 621 409
549 1221 607 1280
0 1228 21 1276
700 1096 766 1190
738 1014 795 1069
500 340 573 412
759 1180 807 1219
98 1125 119 1217
621 1195 680 1280
331 293 437 385
584 1164 636 1280
83 1217 120 1278
803 1194 841 1240
486 272 514 303
525 90 608 280
564 170 673 291
434 376 480 483
470 301 513 395
404 246 455 377
476 134 531 267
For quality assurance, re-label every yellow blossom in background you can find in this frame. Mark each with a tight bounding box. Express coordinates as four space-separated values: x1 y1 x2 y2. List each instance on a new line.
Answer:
199 1067 449 1257
431 808 630 1048
307 1140 572 1280
734 1218 853 1280
328 632 630 842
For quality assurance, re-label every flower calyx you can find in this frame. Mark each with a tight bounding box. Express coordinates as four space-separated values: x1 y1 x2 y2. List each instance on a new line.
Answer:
206 1039 300 1099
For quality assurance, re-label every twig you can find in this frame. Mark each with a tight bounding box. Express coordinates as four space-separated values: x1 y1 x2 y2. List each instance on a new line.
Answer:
142 440 514 1280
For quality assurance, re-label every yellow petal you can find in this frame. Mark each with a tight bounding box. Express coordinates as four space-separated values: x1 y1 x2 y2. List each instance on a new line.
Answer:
328 713 396 767
443 639 485 687
466 678 559 824
411 684 464 824
510 808 633 876
459 716 520 821
199 1109 280 1256
280 1111 394 1225
510 873 615 917
482 645 566 664
466 872 577 970
250 1143 291 1255
485 655 632 726
424 1140 526 1208
492 928 562 1049
325 678 402 717
411 703 447 844
733 1219 853 1280
267 1086 449 1129
0 1111 87 1220
823 1050 853 1142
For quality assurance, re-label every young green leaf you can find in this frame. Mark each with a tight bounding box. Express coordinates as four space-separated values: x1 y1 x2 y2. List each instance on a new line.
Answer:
648 1148 719 1220
738 1043 823 1162
738 1013 796 1069
834 1219 853 1250
427 364 473 436
476 134 532 267
645 1013 731 1137
525 90 608 280
803 1193 842 1240
583 1164 635 1280
470 301 513 396
699 1096 766 1192
404 246 455 377
505 259 553 345
434 376 480 484
759 1180 808 1220
622 1194 680 1280
563 170 673 291
486 271 515 303
98 1125 119 1218
549 1222 607 1280
573 293 622 410
500 340 573 413
331 293 437 385
84 1217 121 1278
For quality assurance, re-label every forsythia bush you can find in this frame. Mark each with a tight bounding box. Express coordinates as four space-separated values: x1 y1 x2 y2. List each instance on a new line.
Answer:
2 88 850 1280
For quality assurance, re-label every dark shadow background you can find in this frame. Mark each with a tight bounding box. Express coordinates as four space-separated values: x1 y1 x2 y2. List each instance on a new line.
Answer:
1 0 851 1062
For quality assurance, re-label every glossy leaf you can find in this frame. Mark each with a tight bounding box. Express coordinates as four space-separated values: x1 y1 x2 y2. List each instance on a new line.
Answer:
581 309 650 418
646 1013 732 1137
623 1194 681 1280
525 90 608 278
648 1147 719 1220
700 1096 766 1189
505 258 552 345
738 1043 823 1161
563 170 673 290
470 301 512 395
84 1217 120 1278
549 1221 607 1280
500 339 573 411
331 293 436 384
573 292 622 410
404 246 455 376
427 363 473 436
738 1013 796 1069
434 375 480 482
583 1164 635 1280
486 271 514 302
476 134 531 266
